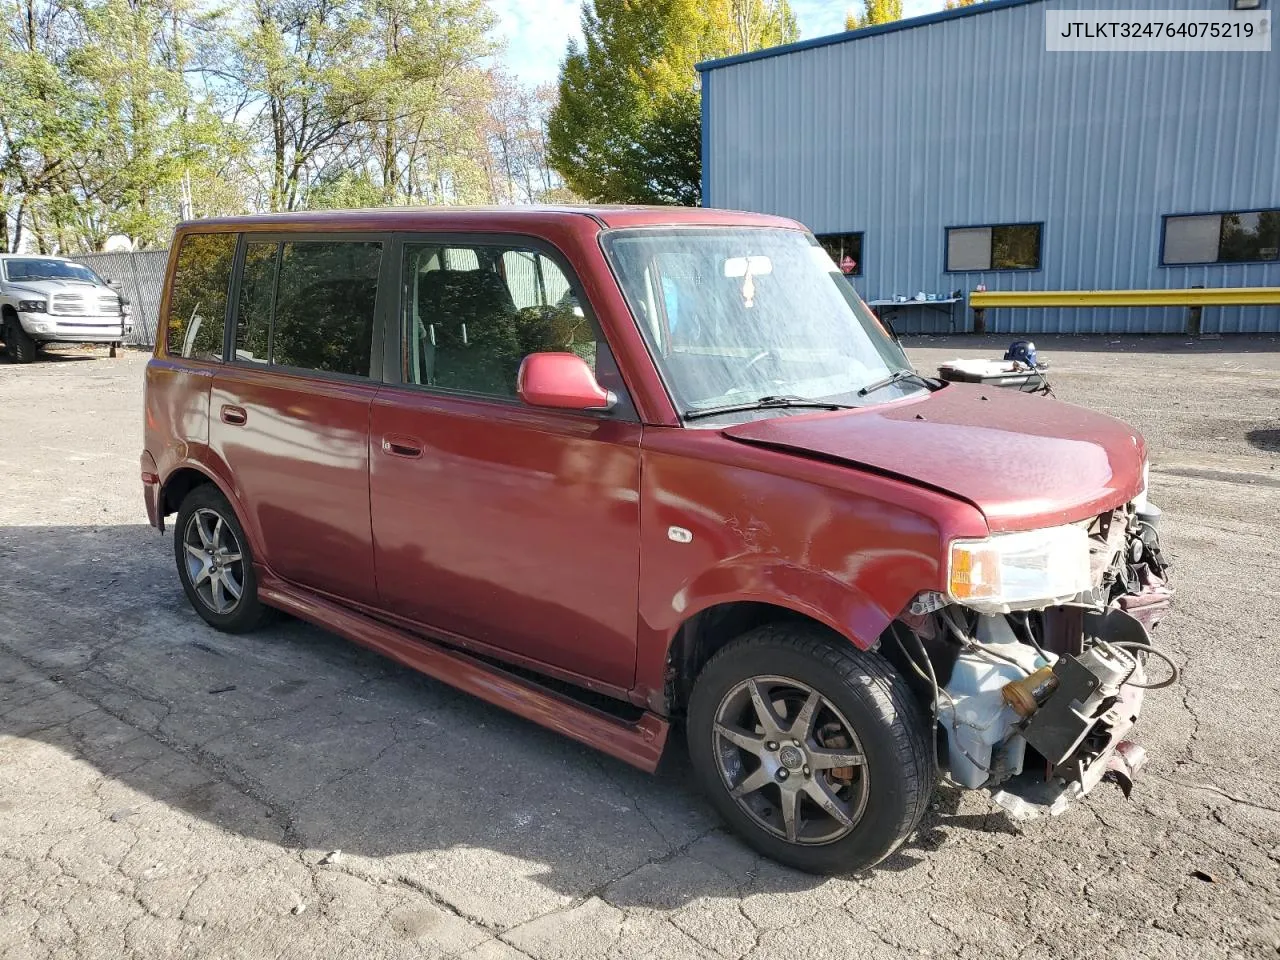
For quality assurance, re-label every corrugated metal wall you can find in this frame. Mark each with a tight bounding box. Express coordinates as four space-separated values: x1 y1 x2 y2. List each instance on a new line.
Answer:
704 0 1280 334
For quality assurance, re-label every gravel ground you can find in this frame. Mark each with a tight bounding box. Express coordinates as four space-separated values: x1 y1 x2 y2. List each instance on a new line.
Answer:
1 336 1277 960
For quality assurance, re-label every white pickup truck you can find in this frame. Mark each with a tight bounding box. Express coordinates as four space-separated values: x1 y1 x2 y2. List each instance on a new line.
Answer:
1 254 133 363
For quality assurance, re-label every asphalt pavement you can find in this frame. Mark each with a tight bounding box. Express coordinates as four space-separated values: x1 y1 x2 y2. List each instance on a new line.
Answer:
1 335 1277 959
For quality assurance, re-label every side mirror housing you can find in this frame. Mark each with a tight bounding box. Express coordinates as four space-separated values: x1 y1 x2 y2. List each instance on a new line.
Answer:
517 352 616 412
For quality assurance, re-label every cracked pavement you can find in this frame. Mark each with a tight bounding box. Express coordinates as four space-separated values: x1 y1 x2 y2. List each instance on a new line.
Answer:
1 336 1278 959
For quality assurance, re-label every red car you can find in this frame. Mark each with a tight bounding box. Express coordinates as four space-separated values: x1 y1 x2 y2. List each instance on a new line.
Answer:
141 207 1173 873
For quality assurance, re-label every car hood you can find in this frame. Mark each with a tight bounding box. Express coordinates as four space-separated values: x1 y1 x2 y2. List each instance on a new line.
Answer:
4 278 111 297
720 384 1146 531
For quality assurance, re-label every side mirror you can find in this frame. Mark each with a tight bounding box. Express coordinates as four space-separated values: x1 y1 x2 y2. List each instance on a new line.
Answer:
517 352 616 412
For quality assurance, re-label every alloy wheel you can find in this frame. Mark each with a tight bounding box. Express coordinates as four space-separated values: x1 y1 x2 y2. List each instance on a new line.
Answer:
182 507 245 615
712 675 870 845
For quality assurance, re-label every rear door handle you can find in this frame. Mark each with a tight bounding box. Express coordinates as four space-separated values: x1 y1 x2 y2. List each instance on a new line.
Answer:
382 435 423 459
220 404 247 425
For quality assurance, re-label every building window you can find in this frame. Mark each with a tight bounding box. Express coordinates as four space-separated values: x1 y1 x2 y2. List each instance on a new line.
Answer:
815 232 863 276
945 223 1042 272
1162 209 1280 266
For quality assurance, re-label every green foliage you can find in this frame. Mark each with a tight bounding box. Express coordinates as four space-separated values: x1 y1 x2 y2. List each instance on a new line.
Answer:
2 0 550 251
307 171 389 211
2 0 249 251
547 0 798 205
846 0 903 30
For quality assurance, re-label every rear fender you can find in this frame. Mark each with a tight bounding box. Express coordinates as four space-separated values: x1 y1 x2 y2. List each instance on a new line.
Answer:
158 450 266 563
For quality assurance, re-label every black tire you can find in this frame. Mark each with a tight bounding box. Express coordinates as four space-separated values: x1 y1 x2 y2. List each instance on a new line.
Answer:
173 484 267 633
686 623 935 875
4 316 37 364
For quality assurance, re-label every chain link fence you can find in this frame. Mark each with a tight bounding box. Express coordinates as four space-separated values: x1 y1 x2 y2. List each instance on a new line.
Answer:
71 250 169 347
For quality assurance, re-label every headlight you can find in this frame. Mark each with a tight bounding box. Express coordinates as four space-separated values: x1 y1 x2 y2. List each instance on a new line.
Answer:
18 299 47 313
948 524 1091 613
1133 459 1150 512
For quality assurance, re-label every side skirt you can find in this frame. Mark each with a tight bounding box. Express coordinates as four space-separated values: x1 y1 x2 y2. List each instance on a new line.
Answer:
257 574 670 773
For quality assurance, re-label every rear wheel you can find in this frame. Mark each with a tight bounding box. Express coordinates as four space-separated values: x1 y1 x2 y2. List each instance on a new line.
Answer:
686 623 934 874
174 485 266 633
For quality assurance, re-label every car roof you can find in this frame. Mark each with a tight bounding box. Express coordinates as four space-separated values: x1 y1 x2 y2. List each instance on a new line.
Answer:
177 205 806 234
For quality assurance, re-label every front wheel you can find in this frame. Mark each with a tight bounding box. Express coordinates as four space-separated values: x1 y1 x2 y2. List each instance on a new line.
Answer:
4 317 37 364
686 624 935 874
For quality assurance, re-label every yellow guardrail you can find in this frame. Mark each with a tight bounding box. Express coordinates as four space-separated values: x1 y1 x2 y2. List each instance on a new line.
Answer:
969 288 1280 308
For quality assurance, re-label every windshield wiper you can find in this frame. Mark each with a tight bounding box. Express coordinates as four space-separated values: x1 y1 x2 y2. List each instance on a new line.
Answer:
856 369 941 398
684 395 854 422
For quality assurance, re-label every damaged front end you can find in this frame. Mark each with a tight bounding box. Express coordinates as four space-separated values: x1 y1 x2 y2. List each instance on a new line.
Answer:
888 497 1174 819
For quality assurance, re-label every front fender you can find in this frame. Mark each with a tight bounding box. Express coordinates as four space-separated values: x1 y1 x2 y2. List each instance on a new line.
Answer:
631 438 964 711
673 556 899 651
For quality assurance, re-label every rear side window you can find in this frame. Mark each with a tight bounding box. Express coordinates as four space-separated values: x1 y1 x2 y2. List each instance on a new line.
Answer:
231 239 382 378
167 233 236 361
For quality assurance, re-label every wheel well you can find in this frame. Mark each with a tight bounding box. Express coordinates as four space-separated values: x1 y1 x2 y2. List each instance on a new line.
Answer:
665 602 848 716
2 305 17 322
161 468 214 518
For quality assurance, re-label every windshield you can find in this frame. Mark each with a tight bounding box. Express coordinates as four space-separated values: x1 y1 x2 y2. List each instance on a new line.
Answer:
3 258 104 284
601 227 917 419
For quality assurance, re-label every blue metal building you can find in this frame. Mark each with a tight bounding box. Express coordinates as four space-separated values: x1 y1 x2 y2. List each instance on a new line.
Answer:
698 0 1280 334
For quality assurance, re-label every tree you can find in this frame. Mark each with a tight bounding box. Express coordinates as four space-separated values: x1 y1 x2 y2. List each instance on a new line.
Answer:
944 0 982 8
2 0 245 251
359 0 496 204
548 0 797 205
846 0 902 30
0 0 89 251
67 0 246 246
229 0 381 212
2 0 579 251
723 0 799 54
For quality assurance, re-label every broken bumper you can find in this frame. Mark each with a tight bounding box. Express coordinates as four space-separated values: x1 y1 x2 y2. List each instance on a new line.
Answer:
989 632 1154 820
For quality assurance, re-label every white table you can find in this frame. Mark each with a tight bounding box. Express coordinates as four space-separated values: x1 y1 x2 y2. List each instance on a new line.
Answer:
865 297 964 334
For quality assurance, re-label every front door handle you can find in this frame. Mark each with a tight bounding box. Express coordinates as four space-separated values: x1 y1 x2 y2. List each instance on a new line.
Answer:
382 435 423 459
221 404 247 426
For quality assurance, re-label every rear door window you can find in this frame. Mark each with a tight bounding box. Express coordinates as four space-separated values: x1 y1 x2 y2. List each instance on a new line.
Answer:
234 241 277 364
273 241 382 376
229 238 383 379
167 233 236 361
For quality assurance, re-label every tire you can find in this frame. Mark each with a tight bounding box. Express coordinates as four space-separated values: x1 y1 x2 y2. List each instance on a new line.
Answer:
173 484 267 633
686 623 935 875
4 316 37 364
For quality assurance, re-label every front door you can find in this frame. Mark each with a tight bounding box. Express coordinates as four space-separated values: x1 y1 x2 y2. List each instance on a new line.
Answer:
369 238 642 691
209 235 388 607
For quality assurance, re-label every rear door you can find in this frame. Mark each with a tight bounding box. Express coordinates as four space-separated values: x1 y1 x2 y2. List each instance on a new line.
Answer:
209 234 390 607
368 235 643 691
149 232 238 466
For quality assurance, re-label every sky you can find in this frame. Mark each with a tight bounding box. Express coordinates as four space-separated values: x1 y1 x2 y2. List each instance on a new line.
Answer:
491 0 949 88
